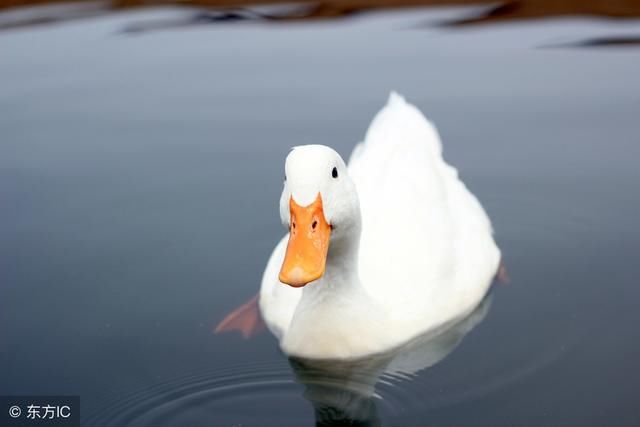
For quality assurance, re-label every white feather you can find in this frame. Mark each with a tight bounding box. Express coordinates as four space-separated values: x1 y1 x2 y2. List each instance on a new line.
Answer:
259 92 500 359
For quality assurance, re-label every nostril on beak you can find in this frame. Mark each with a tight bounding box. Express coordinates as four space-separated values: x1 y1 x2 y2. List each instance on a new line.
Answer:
312 220 318 230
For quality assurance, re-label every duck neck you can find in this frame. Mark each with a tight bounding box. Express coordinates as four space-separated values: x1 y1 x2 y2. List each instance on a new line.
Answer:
308 223 362 295
283 220 389 358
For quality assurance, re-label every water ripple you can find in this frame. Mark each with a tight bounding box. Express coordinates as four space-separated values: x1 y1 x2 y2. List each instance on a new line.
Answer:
84 360 298 427
84 294 579 426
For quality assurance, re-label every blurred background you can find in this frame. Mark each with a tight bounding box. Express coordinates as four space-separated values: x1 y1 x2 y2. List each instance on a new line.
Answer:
1 0 639 426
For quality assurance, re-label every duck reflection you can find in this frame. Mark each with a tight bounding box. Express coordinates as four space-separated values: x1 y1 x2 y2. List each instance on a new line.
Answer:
288 294 492 426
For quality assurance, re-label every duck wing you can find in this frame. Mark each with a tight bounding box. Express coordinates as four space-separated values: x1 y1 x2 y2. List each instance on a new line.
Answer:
348 93 500 326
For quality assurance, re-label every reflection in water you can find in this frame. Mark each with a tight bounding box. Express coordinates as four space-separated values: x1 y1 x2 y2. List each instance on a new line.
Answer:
545 35 640 48
2 0 640 33
83 295 491 425
289 295 492 426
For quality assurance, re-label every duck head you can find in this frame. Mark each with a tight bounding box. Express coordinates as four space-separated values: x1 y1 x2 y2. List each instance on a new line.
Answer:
278 145 361 287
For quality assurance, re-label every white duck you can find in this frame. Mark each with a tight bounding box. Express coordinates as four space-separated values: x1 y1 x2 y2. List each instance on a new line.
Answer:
221 92 501 360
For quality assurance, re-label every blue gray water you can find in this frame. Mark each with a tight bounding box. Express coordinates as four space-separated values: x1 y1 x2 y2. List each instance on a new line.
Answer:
1 8 639 426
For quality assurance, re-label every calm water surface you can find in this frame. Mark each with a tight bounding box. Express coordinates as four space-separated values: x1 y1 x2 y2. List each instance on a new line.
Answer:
1 8 639 426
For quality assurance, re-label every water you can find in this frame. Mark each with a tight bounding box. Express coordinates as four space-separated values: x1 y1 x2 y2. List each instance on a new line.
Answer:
1 7 639 426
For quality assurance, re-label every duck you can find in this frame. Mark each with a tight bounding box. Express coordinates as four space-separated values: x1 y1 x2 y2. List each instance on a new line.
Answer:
217 92 502 360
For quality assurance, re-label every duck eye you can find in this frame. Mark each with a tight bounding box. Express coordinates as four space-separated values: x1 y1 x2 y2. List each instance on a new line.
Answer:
332 167 338 179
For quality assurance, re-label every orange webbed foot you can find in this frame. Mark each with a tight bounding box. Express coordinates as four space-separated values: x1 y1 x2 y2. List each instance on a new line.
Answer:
214 293 266 339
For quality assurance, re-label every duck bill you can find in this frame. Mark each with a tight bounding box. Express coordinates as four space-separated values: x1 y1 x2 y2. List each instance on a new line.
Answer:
279 194 331 287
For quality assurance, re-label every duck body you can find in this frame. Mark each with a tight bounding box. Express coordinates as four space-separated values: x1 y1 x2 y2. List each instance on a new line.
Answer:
259 93 501 359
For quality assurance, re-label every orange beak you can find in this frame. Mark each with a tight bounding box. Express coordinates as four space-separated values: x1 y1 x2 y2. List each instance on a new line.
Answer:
279 193 331 287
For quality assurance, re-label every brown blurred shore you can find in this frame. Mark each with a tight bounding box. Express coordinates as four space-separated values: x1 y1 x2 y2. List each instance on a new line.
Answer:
1 0 640 32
